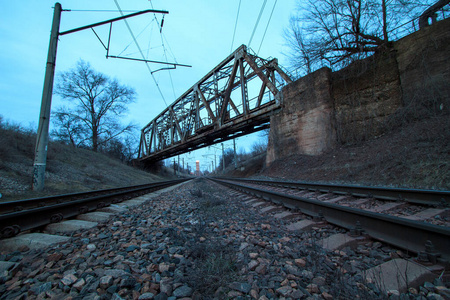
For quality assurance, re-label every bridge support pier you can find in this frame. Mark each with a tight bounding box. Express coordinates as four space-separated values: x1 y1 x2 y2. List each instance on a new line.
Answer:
266 67 336 166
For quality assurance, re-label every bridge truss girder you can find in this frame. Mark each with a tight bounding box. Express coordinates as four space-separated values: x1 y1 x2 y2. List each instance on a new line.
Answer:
138 45 292 163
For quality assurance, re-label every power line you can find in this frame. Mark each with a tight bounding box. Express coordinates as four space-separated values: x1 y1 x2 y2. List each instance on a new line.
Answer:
230 0 242 53
257 0 277 55
149 0 177 99
67 9 139 12
113 0 168 106
248 0 267 47
118 20 154 57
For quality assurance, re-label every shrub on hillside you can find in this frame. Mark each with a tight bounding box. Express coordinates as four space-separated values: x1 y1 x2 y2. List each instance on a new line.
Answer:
0 116 36 163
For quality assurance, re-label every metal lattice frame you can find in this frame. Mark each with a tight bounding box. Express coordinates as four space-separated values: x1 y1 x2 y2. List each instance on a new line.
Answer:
138 45 292 162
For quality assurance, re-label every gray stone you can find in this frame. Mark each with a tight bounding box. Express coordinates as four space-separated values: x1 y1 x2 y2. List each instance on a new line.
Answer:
0 261 16 273
104 269 130 278
276 286 293 297
312 276 326 286
291 289 305 299
61 274 78 286
229 282 252 294
80 278 100 294
99 275 113 289
120 277 137 288
83 293 101 300
427 293 444 300
172 285 193 297
34 282 52 295
160 278 173 295
364 259 437 293
154 293 168 300
112 293 126 300
435 286 450 299
285 264 301 276
73 278 86 291
139 293 155 300
126 245 140 252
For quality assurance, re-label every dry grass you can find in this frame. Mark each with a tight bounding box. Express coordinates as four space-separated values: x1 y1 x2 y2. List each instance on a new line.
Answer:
0 118 167 201
254 116 449 190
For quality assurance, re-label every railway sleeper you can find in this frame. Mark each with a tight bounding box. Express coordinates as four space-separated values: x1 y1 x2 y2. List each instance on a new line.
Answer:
211 178 450 294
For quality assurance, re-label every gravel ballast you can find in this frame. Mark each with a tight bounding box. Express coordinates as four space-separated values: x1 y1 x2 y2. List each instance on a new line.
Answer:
0 179 448 299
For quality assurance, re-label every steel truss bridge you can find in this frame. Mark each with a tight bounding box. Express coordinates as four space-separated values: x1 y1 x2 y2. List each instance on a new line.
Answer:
138 45 292 163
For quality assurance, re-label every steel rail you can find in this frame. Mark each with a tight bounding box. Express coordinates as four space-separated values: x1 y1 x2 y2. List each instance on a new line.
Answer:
0 181 184 215
217 178 449 206
0 179 189 239
210 178 450 263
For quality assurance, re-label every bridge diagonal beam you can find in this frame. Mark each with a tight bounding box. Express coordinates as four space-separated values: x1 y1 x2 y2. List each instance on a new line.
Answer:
169 107 183 142
229 97 240 116
221 59 239 125
257 81 267 107
243 52 279 98
196 86 217 124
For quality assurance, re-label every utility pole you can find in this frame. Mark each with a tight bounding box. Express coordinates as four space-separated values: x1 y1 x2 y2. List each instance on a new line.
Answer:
233 138 237 169
32 4 168 191
222 143 225 173
32 3 62 191
173 158 176 175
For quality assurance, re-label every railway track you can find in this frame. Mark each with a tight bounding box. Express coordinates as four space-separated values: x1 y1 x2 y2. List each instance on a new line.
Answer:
219 178 449 207
0 179 190 239
220 178 450 227
210 177 450 266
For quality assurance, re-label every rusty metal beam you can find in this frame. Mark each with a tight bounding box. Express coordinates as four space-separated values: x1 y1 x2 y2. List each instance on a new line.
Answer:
138 45 292 162
228 98 240 116
243 52 278 97
196 86 217 123
239 58 248 115
221 59 239 125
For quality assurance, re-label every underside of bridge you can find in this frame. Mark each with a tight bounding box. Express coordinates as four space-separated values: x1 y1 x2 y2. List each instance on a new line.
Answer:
138 45 292 164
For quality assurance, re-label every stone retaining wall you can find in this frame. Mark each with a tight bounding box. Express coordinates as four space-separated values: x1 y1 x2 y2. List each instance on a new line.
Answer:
267 18 450 166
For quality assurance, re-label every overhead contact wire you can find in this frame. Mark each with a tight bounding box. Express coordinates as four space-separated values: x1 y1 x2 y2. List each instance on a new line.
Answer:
113 0 168 106
248 0 267 48
149 0 177 99
257 0 277 55
230 0 242 53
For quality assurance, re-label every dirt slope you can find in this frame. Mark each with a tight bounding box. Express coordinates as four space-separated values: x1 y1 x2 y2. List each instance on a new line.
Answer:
0 124 167 201
233 116 450 190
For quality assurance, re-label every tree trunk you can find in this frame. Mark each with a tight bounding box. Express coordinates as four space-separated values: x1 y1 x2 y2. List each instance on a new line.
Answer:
382 0 388 42
92 125 98 152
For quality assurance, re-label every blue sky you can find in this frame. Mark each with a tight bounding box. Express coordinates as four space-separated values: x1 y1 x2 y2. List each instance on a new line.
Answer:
0 0 297 171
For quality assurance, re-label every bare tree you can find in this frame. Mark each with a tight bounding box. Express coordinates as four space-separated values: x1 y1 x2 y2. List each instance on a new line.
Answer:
51 107 88 147
285 0 437 73
251 140 268 155
54 60 136 152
